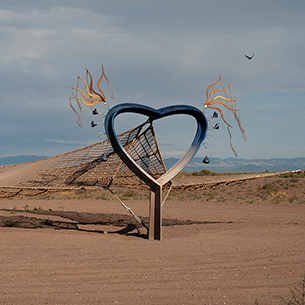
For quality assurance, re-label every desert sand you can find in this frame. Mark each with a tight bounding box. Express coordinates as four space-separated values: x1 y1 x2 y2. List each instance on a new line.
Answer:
1 174 305 304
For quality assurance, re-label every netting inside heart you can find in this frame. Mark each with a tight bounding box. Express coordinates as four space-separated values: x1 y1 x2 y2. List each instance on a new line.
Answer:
114 112 197 160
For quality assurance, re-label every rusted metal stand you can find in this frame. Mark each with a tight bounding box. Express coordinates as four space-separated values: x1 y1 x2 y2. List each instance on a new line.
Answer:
149 185 162 241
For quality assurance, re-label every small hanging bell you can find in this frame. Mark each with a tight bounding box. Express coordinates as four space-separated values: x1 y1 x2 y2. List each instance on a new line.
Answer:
212 111 218 118
213 123 220 130
92 108 98 115
90 121 97 127
202 156 210 164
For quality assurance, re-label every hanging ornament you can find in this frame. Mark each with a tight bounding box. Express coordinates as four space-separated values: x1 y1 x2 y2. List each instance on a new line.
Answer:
212 111 218 118
92 108 98 115
90 121 98 127
213 123 220 130
202 156 210 164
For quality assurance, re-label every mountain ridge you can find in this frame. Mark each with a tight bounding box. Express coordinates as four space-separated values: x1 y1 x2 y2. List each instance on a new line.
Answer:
164 157 305 173
0 155 304 173
0 155 49 166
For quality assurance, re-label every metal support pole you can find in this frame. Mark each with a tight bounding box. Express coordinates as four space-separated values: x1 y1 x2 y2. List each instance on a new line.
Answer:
149 185 162 241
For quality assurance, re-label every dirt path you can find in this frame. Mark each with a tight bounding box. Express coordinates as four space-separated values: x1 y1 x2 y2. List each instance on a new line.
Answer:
0 196 304 304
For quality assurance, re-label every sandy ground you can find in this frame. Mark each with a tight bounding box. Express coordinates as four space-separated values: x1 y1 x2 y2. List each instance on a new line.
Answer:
1 180 305 305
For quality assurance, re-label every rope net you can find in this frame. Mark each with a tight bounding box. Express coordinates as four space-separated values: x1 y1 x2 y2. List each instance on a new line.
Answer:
0 121 167 198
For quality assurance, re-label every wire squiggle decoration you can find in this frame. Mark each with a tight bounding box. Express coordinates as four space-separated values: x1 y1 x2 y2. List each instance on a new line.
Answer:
69 64 114 128
203 75 246 157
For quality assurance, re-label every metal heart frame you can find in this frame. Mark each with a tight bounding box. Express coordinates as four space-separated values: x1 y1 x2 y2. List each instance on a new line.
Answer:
105 103 208 240
105 103 208 188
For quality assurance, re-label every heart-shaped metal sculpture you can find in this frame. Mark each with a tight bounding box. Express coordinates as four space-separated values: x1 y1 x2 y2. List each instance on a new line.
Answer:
105 103 207 240
105 103 208 188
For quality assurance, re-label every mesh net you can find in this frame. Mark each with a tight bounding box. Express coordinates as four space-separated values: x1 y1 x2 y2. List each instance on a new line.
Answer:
0 121 167 198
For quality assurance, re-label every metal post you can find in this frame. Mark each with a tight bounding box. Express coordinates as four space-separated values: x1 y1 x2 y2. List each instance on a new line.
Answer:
149 185 162 241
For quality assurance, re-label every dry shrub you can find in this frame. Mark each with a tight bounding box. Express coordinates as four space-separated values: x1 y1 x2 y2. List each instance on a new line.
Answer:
262 182 279 195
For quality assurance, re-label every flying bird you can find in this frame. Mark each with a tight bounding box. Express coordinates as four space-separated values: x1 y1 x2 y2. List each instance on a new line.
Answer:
245 54 255 60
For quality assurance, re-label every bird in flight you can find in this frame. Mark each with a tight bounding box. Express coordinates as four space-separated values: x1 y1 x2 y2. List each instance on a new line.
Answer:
245 54 255 60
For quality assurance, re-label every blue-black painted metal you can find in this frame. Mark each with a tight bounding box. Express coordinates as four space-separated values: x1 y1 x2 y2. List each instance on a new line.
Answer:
104 103 208 189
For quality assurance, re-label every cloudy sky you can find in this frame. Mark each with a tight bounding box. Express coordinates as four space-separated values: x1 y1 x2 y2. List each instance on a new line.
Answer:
1 0 304 161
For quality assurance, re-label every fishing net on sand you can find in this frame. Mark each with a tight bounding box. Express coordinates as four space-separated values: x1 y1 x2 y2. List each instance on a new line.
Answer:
0 121 167 198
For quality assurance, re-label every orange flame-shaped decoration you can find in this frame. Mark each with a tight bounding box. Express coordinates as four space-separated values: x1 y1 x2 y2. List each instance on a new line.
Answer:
204 75 246 156
69 64 114 127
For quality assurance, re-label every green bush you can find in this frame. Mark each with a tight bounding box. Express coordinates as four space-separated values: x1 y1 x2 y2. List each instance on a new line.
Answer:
199 169 211 175
262 182 279 194
279 171 305 178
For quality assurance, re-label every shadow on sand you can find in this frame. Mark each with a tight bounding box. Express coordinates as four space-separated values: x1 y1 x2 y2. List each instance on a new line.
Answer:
0 208 232 240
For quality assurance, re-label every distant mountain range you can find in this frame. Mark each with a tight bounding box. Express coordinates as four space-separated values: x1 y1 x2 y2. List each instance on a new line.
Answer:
164 157 305 173
0 155 49 166
0 155 304 173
